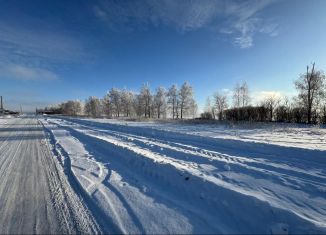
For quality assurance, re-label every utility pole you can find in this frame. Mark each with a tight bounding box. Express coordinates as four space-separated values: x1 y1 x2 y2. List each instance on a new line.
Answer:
0 96 3 114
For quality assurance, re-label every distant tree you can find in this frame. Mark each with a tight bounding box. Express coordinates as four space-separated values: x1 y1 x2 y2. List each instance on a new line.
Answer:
295 63 325 124
73 100 82 116
232 81 251 120
139 83 152 118
84 96 101 118
204 97 215 119
262 94 280 121
108 88 122 117
179 82 194 119
322 104 326 124
233 82 250 108
61 100 81 116
154 87 166 119
189 99 198 118
121 89 134 117
167 85 178 119
200 112 213 120
233 82 241 108
213 92 228 120
133 94 143 118
102 94 112 118
240 82 250 107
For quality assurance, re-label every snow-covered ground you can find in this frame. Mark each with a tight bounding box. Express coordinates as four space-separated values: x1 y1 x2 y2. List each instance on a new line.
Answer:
78 118 326 150
40 116 326 234
0 117 100 234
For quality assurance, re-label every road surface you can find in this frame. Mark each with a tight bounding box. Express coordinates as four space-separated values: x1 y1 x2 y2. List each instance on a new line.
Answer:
0 117 100 234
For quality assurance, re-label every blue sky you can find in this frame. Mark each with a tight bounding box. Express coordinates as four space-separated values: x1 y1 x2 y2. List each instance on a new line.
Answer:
0 0 326 112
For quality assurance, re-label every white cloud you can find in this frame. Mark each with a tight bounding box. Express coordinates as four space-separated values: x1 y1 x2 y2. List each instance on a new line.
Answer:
94 0 279 48
251 90 283 104
222 0 279 48
234 35 253 48
0 64 59 81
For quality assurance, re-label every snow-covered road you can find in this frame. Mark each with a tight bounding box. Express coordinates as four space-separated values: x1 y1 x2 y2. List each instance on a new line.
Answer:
0 116 324 234
40 116 326 234
0 117 100 234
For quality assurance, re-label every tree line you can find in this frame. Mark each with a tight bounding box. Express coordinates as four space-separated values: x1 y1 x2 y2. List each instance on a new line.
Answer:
38 82 197 119
38 63 326 124
202 63 326 124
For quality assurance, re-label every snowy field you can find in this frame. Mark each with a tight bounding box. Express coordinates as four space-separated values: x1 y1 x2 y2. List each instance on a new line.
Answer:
39 116 326 234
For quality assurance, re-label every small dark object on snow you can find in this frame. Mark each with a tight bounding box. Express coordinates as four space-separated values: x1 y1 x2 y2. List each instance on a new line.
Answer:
185 176 190 181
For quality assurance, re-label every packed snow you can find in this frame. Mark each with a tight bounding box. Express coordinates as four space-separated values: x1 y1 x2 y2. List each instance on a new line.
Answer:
38 116 326 234
0 117 100 234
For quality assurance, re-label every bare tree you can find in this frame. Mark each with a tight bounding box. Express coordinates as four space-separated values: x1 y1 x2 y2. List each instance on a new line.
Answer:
179 82 194 119
154 87 166 119
233 82 250 108
233 82 241 108
167 85 178 119
262 94 280 121
240 82 250 107
204 97 215 119
214 92 228 120
295 63 325 124
139 83 152 118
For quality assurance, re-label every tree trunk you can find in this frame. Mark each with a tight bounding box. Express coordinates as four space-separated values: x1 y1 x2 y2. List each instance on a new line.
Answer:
172 100 175 119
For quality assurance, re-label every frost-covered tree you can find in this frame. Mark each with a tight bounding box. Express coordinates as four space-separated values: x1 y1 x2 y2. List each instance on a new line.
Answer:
61 100 81 116
121 89 134 117
154 87 166 119
84 96 101 118
189 99 198 118
295 63 325 124
139 83 152 118
133 94 143 118
214 92 228 120
179 82 194 119
108 88 122 117
167 85 178 119
102 94 112 118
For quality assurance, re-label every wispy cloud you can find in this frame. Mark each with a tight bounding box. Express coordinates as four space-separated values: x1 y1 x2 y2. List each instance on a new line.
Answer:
0 21 84 83
0 63 59 81
0 22 83 63
222 0 279 48
94 0 222 32
0 20 85 83
94 0 279 48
